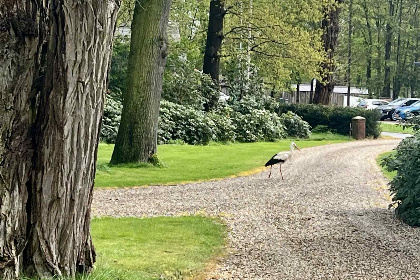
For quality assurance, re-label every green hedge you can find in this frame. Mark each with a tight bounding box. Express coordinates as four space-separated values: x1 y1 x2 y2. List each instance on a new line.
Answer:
277 104 381 138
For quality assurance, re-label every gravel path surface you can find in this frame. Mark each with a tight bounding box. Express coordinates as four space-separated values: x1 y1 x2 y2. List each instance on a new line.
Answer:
92 139 420 279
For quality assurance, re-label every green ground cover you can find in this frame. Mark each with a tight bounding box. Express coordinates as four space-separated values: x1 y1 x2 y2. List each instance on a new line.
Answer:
23 216 226 280
95 133 350 188
377 151 397 180
380 122 415 135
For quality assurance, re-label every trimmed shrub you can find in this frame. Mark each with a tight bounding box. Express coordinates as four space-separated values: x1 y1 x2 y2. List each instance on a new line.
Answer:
279 111 311 138
382 117 420 226
277 104 381 138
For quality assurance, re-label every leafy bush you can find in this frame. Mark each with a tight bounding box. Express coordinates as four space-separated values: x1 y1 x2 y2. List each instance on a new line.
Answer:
158 101 213 145
312 125 329 133
382 118 420 226
208 106 236 142
101 97 122 144
277 104 381 138
232 109 286 142
279 111 311 138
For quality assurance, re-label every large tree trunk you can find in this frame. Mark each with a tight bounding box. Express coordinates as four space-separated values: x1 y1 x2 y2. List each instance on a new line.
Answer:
313 0 344 105
110 0 172 164
0 0 118 279
203 0 225 83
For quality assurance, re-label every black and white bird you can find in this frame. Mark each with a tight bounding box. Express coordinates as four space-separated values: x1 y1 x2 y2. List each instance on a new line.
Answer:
265 142 301 179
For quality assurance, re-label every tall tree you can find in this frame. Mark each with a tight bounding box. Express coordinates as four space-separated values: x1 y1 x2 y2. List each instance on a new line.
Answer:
313 0 344 105
203 0 226 83
347 0 354 106
111 0 172 164
383 0 395 97
0 0 118 279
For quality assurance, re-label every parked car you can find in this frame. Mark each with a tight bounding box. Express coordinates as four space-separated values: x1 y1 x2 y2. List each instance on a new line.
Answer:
394 100 420 120
357 99 389 110
377 98 420 121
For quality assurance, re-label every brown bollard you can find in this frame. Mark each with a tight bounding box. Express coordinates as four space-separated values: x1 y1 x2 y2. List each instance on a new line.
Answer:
351 116 366 140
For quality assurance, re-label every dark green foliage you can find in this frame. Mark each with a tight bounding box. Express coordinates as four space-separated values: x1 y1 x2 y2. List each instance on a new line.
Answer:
312 125 330 133
162 60 219 110
382 118 420 226
101 97 122 143
279 111 311 138
147 154 165 168
108 36 130 102
277 104 381 138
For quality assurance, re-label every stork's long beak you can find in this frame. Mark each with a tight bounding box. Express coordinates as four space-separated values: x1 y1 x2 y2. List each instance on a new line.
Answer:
295 144 301 151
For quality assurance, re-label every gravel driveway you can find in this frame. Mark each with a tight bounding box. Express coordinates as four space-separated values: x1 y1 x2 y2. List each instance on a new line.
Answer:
92 139 420 279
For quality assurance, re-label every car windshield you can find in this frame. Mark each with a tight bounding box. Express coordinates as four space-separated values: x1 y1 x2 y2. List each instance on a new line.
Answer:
388 98 407 105
358 100 367 106
410 101 420 107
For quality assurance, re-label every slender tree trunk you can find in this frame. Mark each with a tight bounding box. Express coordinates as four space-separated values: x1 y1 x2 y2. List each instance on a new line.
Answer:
313 0 344 105
375 18 383 95
296 83 300 104
347 0 354 106
203 0 225 83
111 0 172 164
383 0 394 98
0 0 118 279
310 78 315 103
411 3 419 97
362 0 373 96
393 0 404 99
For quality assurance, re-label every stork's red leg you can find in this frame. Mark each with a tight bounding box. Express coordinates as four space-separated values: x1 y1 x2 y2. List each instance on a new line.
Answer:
280 165 284 180
268 165 272 178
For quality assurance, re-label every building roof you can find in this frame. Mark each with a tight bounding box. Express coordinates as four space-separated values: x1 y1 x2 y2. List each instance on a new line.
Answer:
292 84 368 95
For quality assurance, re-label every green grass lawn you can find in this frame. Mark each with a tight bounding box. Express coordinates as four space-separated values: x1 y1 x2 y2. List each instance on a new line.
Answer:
380 122 415 135
95 133 350 188
22 216 226 280
377 151 397 180
89 216 225 280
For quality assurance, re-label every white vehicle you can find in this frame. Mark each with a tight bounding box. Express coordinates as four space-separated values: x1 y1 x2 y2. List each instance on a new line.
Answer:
357 99 389 110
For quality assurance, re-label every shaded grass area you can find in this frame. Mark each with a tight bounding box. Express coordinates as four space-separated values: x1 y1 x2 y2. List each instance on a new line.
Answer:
22 216 226 280
377 151 397 180
380 122 415 135
95 133 350 188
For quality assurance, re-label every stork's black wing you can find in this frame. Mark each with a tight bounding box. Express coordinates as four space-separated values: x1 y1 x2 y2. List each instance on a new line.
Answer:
265 153 285 167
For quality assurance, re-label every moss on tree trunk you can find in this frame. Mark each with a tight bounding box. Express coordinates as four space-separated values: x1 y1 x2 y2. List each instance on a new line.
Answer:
111 0 172 164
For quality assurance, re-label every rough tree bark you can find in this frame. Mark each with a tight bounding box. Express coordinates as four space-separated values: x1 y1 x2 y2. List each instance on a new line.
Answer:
110 0 172 164
0 0 118 279
313 0 344 105
203 0 226 83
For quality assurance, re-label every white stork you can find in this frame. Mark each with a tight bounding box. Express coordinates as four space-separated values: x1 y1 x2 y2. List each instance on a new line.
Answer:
265 142 301 179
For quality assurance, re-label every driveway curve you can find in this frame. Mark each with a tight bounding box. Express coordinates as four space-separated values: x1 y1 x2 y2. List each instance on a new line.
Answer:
92 139 420 279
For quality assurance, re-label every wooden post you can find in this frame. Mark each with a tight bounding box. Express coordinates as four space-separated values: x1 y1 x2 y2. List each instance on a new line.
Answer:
351 116 366 140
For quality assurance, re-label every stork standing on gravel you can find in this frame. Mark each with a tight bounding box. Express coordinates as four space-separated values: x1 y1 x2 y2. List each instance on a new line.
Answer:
265 142 301 179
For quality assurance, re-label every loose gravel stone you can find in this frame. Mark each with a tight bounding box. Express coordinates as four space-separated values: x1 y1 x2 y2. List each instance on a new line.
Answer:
92 139 420 280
